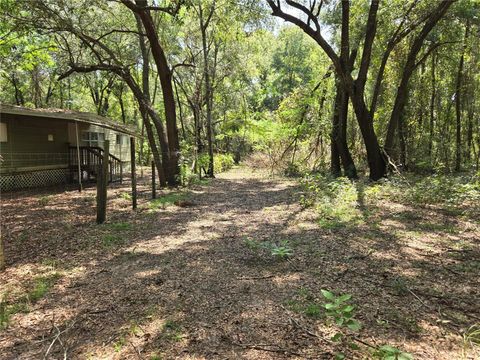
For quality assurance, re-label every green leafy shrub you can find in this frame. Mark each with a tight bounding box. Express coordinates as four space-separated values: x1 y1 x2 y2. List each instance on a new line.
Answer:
198 153 235 174
321 290 361 331
301 174 362 228
374 345 413 360
284 162 302 177
405 174 480 207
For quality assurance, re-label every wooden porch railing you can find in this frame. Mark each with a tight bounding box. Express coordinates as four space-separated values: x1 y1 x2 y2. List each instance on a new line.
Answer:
68 146 123 183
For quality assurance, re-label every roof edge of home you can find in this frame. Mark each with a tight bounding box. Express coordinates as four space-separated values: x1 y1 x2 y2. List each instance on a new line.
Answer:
0 103 140 137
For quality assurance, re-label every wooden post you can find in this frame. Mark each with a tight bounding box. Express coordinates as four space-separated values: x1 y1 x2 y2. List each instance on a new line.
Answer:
130 137 137 210
120 162 123 184
151 161 156 199
0 237 5 271
96 140 109 224
75 121 83 191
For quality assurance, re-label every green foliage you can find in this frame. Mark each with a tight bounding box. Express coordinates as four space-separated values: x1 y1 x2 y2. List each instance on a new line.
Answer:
404 173 480 209
198 153 235 174
107 222 131 231
1 273 60 330
148 192 188 210
102 234 124 247
162 320 184 342
243 238 294 260
101 222 132 247
321 290 361 332
463 324 480 356
0 295 27 330
120 192 132 201
374 345 413 360
301 174 363 228
113 336 126 352
270 241 294 259
37 195 52 207
29 276 54 302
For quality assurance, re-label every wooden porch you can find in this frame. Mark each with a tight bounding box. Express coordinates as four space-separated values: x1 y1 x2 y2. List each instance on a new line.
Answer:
68 146 123 184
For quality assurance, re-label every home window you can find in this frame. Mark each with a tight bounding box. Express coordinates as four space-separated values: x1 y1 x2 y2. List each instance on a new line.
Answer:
0 123 7 142
81 131 105 147
116 134 128 145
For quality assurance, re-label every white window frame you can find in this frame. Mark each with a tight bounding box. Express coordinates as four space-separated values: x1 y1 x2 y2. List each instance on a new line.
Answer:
116 134 128 145
81 131 105 147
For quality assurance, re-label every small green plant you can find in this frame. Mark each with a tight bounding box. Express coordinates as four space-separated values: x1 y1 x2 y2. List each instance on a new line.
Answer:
149 192 188 211
38 195 52 206
463 324 480 358
243 238 294 259
102 234 124 247
321 290 361 331
1 274 60 330
389 278 409 296
41 258 59 269
304 303 322 318
243 237 262 251
374 345 413 360
28 273 61 303
300 175 363 229
0 295 17 330
162 320 184 342
270 241 294 259
120 192 132 201
107 222 132 231
113 336 126 352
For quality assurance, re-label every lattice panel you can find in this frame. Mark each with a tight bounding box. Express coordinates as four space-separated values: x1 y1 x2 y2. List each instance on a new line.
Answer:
0 168 69 192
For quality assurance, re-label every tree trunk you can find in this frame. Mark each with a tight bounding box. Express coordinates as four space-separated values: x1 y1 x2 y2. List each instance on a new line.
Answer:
130 0 180 185
350 93 386 180
199 3 215 178
136 14 167 186
428 50 436 159
384 1 454 158
455 20 470 171
330 141 341 177
331 79 357 178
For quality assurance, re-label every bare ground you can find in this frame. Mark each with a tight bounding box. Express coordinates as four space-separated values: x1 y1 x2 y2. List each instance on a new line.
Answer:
0 166 479 359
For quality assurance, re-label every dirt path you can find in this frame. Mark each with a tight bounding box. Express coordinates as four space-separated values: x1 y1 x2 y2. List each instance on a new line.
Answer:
1 167 478 359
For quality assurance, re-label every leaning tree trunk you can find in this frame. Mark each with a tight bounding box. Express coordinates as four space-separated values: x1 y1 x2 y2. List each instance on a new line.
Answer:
350 93 386 180
131 0 180 186
136 14 167 187
384 1 454 159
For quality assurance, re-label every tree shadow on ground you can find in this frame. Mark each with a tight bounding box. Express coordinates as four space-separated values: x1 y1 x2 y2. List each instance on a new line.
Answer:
1 172 479 359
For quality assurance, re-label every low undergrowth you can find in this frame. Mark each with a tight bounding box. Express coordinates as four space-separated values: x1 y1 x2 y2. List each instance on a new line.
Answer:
1 273 61 330
285 288 413 359
244 237 294 260
300 171 480 229
148 192 189 211
100 221 134 248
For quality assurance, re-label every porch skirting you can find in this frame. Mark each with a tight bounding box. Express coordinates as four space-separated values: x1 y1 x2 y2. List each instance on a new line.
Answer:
0 167 69 192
